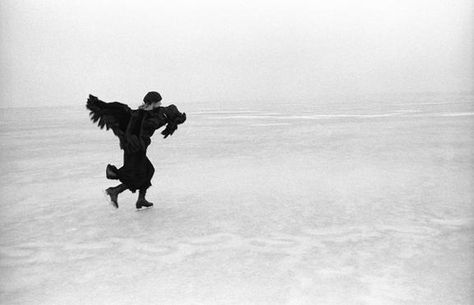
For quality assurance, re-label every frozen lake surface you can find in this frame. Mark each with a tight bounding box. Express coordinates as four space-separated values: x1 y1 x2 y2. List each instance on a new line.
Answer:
1 93 473 304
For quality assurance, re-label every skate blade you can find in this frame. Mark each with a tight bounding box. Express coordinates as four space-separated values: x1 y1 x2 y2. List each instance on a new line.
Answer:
136 205 153 211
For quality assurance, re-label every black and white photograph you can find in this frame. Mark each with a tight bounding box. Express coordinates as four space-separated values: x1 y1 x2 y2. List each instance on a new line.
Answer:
0 0 472 304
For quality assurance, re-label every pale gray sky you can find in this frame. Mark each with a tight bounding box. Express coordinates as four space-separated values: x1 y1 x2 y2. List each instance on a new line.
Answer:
0 0 472 108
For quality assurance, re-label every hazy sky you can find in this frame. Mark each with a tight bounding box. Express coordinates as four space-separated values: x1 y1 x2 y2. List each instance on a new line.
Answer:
0 0 472 108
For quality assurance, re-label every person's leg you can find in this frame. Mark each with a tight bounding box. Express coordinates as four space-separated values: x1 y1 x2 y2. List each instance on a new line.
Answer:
136 188 153 209
135 156 154 209
105 184 128 208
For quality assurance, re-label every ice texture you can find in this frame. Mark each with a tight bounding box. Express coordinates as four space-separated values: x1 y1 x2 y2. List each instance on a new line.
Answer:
0 93 473 304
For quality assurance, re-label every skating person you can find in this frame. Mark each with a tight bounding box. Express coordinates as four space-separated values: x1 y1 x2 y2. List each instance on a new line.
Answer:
86 91 186 209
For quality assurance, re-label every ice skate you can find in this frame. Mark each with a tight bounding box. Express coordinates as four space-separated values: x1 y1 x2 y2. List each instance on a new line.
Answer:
136 199 153 209
105 187 119 208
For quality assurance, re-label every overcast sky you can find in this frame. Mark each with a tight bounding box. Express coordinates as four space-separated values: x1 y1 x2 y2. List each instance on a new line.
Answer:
0 0 472 108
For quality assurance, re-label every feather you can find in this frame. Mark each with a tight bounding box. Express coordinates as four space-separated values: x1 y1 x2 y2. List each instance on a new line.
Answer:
86 95 131 132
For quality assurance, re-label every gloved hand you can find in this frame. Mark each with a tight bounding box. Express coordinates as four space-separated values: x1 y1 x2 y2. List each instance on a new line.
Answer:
161 124 177 138
161 112 186 138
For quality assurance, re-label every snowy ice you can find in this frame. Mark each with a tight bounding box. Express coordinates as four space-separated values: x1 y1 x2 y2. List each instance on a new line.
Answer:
0 93 473 304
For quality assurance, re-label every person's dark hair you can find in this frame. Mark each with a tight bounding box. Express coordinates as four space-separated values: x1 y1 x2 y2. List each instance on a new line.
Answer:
143 91 162 104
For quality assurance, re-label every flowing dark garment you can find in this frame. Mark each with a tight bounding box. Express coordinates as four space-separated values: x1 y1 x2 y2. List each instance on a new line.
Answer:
110 149 155 192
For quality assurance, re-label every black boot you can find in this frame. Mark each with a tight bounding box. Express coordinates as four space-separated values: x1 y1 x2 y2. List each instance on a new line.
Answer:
106 164 119 180
105 184 127 208
136 189 153 209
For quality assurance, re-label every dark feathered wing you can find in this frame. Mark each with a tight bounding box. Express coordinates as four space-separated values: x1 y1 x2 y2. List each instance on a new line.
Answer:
86 95 132 149
86 95 131 132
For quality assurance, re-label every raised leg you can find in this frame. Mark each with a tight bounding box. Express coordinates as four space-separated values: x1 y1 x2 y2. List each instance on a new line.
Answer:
105 184 127 208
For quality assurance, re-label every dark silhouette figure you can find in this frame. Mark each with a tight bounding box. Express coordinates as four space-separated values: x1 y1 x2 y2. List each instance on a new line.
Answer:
86 92 186 209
